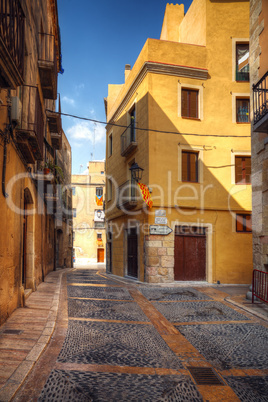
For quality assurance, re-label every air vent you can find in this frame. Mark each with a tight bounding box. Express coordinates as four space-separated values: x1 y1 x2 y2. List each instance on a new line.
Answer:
187 366 224 386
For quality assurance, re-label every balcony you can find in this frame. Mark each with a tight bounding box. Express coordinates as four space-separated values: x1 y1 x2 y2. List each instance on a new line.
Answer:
121 123 137 157
46 110 62 150
236 68 249 82
116 180 137 210
38 33 57 100
0 0 25 88
253 71 268 133
16 86 44 163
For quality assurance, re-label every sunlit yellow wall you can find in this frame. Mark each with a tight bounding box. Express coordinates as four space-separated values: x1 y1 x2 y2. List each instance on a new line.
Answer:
72 162 106 263
106 0 252 284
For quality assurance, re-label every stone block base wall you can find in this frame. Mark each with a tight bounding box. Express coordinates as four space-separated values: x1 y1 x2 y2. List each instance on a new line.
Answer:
145 234 175 283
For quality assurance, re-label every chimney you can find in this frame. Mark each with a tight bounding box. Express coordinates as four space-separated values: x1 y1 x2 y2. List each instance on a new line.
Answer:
125 64 131 82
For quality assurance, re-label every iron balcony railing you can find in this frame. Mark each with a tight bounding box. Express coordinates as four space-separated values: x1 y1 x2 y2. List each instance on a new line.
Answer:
253 71 268 126
18 85 44 159
252 269 268 305
236 67 249 82
121 121 137 156
0 0 25 83
117 180 137 209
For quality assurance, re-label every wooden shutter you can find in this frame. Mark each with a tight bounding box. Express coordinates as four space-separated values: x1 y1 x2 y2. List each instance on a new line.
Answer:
189 90 198 118
236 214 252 232
181 89 198 118
182 151 198 182
244 157 251 183
189 152 198 182
235 157 242 183
236 214 244 231
245 214 252 232
181 89 188 117
182 151 188 181
235 156 251 184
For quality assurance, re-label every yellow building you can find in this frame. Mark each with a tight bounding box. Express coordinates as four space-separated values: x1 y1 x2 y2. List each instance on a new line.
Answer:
72 161 106 265
105 0 252 284
0 0 72 326
250 0 268 274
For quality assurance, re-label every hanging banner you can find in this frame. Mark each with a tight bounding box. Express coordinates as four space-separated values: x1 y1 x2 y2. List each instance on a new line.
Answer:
96 195 103 206
138 182 153 208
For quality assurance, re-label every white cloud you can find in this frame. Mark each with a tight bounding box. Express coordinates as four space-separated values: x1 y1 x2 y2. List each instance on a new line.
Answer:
74 83 85 95
67 121 105 144
62 96 75 106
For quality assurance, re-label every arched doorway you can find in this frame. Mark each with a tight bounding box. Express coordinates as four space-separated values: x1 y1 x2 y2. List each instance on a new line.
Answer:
22 188 35 290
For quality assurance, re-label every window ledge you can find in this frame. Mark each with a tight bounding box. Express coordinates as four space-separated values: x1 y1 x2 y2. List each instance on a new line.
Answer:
181 180 200 184
181 117 201 121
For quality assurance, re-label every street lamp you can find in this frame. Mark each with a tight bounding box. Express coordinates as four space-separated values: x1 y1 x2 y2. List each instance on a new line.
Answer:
129 162 144 183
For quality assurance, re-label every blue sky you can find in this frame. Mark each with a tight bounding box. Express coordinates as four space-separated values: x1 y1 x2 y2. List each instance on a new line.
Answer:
57 0 192 174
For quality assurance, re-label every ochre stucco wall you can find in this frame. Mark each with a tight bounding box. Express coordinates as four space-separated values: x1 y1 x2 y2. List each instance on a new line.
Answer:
105 0 252 284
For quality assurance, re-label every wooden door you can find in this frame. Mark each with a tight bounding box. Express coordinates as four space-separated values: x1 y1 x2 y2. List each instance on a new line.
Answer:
127 228 138 278
174 227 206 281
97 248 104 263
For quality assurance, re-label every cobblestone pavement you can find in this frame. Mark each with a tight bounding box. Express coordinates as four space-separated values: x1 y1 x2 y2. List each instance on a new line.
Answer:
12 268 268 401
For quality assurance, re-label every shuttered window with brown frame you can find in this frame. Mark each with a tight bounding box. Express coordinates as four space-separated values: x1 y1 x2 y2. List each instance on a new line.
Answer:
182 151 198 182
182 89 198 119
235 156 251 184
236 214 252 232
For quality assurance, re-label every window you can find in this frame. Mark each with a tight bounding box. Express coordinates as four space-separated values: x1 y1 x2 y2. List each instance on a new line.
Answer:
236 214 252 232
181 89 198 119
235 156 251 184
182 151 198 182
236 98 250 123
107 179 112 201
130 106 136 142
72 187 76 196
72 208 77 218
97 233 102 240
108 133 113 157
236 43 249 81
96 187 103 197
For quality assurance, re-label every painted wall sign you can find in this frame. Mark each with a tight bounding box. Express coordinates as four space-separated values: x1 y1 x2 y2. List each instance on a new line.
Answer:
155 216 168 225
150 225 173 235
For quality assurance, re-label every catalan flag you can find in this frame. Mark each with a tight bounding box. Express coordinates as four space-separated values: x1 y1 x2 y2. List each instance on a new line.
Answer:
96 194 103 206
138 182 153 208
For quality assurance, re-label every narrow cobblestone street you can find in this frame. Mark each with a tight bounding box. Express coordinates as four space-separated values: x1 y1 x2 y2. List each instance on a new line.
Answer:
4 267 268 401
